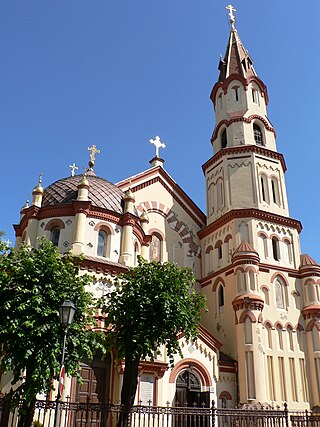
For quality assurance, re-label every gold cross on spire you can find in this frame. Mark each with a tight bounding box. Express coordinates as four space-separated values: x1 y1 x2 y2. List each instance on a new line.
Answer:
226 4 236 29
69 162 78 177
87 144 101 169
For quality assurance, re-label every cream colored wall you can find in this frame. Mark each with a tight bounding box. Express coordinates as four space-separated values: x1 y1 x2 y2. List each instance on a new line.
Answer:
131 180 202 279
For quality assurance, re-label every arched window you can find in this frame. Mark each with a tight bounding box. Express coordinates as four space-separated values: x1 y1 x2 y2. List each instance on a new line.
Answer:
287 326 294 351
260 174 269 202
232 85 240 102
259 234 268 259
217 93 223 110
150 234 162 262
205 246 213 276
271 177 280 205
252 88 259 104
284 240 293 264
217 180 224 210
218 285 225 312
51 228 60 247
276 324 283 350
275 278 286 309
221 129 227 149
265 323 273 349
312 325 320 351
272 237 280 261
134 242 139 266
262 287 270 305
253 124 263 145
244 317 253 344
97 231 107 257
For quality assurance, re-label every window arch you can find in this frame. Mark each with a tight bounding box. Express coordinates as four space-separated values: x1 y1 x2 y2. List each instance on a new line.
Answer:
217 284 225 313
134 242 140 266
271 177 280 205
262 286 270 305
232 85 240 102
253 124 263 145
284 239 293 264
216 179 224 210
252 88 259 105
260 174 269 202
272 237 280 261
244 317 253 344
51 228 60 247
287 325 294 351
275 278 287 309
217 93 223 111
221 129 227 149
150 233 162 262
205 246 213 276
259 234 268 259
265 323 273 349
276 324 284 350
97 230 107 257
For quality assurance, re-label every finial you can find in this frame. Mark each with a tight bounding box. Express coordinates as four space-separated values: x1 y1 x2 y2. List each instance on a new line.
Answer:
149 136 166 158
69 163 78 177
226 4 236 30
87 144 101 170
33 173 44 192
38 172 43 185
22 198 29 210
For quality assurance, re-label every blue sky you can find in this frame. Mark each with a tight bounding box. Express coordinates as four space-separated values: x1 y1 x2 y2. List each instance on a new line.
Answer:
1 1 319 260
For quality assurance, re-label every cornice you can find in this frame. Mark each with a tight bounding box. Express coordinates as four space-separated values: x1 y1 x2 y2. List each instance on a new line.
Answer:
117 167 206 228
211 114 276 143
198 208 302 239
81 257 128 275
202 145 286 175
210 74 269 107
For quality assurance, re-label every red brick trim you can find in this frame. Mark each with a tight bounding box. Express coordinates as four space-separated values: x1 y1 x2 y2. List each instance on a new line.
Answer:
202 145 286 175
219 391 232 400
44 218 65 231
198 208 302 239
168 359 212 386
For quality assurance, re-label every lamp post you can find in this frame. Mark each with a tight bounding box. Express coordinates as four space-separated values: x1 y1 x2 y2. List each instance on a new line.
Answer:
54 299 76 427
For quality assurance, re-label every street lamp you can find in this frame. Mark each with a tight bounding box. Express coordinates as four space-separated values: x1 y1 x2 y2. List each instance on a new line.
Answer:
54 299 76 427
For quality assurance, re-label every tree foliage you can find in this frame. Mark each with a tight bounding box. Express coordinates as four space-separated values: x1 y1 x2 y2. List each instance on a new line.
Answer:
99 257 206 426
0 239 104 408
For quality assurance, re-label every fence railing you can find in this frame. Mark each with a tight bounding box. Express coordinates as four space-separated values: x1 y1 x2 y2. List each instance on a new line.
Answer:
0 398 319 427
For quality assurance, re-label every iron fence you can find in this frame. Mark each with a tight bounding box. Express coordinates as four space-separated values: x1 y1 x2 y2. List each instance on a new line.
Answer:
0 397 319 427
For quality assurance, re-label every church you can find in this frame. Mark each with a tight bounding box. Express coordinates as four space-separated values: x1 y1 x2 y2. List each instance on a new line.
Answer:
2 5 320 412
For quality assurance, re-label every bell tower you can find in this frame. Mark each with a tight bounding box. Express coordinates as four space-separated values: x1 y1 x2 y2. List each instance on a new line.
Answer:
199 6 309 408
205 6 289 225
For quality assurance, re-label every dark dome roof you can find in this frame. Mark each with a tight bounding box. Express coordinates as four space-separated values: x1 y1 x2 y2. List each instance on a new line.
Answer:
42 174 124 213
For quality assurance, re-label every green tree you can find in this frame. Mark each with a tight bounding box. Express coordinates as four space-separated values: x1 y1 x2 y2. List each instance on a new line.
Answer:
100 257 206 427
0 239 104 427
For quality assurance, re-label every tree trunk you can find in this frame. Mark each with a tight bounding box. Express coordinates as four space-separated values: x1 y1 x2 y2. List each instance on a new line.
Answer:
117 354 140 427
17 397 36 427
0 392 13 427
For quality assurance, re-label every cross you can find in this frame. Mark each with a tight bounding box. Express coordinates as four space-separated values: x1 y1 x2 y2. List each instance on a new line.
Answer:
4 239 11 246
38 172 43 185
226 4 236 29
149 136 166 158
69 163 78 177
87 144 101 164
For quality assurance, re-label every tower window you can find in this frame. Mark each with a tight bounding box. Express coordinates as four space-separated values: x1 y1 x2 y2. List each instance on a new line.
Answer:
50 228 60 247
150 234 162 262
97 230 107 257
218 285 224 309
252 88 259 104
232 86 240 102
253 124 263 145
271 178 280 205
218 93 223 110
221 129 227 149
272 237 280 261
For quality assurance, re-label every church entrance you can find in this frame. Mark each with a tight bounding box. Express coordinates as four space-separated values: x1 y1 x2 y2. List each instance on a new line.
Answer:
74 353 111 427
174 369 210 427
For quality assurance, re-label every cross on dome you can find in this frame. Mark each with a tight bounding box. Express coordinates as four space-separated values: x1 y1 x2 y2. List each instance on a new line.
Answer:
226 4 236 29
149 136 166 158
69 163 78 177
87 144 101 169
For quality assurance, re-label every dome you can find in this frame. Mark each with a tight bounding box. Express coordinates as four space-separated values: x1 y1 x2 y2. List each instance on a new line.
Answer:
42 174 124 213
